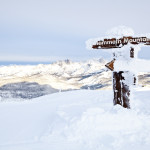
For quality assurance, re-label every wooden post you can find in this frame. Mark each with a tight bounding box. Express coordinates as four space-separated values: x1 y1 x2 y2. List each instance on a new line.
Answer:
130 47 134 58
113 47 136 109
113 71 130 109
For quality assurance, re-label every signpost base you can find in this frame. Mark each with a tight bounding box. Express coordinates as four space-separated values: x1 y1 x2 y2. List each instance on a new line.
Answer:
113 71 130 109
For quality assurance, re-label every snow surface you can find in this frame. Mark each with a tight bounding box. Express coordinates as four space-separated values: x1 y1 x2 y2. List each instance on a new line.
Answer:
0 89 150 150
114 59 150 73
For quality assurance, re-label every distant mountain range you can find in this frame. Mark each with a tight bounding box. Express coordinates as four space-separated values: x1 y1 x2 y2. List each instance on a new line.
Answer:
0 59 150 100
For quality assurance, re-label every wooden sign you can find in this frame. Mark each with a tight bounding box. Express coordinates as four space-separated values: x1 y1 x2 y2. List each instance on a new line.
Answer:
92 36 150 49
105 60 115 71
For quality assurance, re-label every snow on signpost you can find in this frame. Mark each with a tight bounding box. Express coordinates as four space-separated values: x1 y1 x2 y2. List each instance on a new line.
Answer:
86 26 150 109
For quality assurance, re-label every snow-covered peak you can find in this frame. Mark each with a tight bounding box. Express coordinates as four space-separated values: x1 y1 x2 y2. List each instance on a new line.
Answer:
0 58 150 100
0 59 110 93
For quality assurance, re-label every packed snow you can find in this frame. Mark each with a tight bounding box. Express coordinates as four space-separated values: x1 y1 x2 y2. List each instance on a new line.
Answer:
114 59 150 73
0 89 150 150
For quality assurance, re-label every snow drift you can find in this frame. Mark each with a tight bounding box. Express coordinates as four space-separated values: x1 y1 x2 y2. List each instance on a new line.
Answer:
0 89 150 150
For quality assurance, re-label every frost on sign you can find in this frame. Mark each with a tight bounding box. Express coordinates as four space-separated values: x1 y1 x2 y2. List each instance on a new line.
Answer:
86 26 150 109
92 36 150 49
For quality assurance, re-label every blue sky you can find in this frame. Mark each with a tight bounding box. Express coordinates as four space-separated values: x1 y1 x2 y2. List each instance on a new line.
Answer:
0 0 150 62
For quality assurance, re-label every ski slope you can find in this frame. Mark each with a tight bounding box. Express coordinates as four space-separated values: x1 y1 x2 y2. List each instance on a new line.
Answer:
0 89 150 150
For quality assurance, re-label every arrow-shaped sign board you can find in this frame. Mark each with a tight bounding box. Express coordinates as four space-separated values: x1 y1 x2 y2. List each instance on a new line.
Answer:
105 60 115 71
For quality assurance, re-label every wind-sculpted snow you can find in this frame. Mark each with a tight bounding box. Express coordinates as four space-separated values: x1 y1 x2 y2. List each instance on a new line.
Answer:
0 89 150 150
0 59 150 100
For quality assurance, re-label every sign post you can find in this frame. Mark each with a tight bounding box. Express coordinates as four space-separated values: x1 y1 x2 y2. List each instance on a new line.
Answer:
87 36 150 109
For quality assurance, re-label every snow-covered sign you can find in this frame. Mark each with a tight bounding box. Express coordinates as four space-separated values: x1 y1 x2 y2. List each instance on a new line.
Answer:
105 60 115 71
92 36 150 49
86 26 150 109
